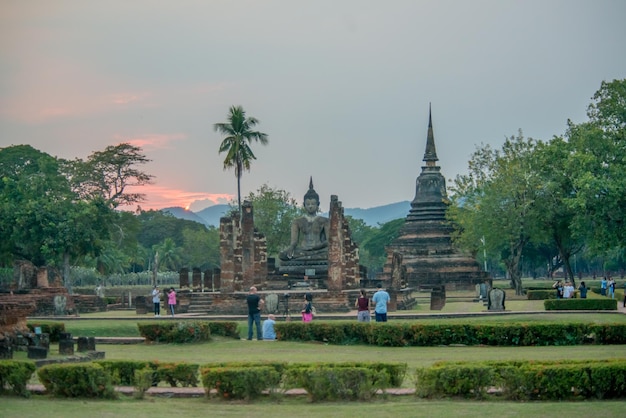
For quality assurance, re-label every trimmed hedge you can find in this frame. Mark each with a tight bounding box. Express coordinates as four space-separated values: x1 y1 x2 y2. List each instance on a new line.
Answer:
415 359 626 400
544 299 617 310
0 360 36 397
285 366 380 401
137 321 239 343
200 366 281 400
95 360 198 387
275 321 626 346
138 321 211 343
526 290 557 300
37 363 117 398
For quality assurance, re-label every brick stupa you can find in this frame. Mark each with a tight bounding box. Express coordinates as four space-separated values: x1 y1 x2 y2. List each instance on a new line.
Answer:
381 107 490 309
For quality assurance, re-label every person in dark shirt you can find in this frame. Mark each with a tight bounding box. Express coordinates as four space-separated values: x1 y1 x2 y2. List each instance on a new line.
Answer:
246 286 264 340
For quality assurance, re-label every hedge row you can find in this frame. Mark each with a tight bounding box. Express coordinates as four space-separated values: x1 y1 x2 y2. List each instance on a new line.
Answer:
526 290 557 300
274 321 626 346
199 361 406 401
137 321 239 343
94 360 199 387
37 363 117 398
415 359 626 400
544 299 617 310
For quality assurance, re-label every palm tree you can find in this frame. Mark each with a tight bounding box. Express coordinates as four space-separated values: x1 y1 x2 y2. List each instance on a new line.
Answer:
214 106 269 216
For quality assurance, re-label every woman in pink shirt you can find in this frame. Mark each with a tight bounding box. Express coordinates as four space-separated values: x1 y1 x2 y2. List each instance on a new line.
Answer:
167 287 177 317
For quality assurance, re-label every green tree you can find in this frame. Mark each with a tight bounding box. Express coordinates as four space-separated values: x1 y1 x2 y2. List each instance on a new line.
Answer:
530 138 583 285
565 79 626 253
0 145 114 292
214 106 269 216
70 143 154 208
151 238 181 286
242 184 299 257
449 133 543 295
181 226 220 270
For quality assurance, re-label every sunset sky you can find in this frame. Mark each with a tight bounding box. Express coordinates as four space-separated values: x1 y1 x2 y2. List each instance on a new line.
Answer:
1 1 625 212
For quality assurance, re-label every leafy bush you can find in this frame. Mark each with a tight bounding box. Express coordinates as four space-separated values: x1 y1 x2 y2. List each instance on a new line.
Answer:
157 362 199 387
26 321 65 342
207 321 240 339
138 321 211 343
285 365 380 402
95 360 157 385
415 364 495 399
0 360 36 397
544 299 617 310
527 290 557 300
200 366 281 400
134 367 156 399
37 363 116 398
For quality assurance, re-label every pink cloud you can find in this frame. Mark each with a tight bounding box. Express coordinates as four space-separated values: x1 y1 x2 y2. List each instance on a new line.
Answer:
114 133 186 150
118 184 233 212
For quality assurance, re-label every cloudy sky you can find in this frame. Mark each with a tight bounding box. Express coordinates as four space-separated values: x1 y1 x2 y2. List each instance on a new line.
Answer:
2 1 625 212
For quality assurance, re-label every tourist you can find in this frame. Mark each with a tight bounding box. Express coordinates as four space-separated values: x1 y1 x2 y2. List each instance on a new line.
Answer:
600 277 607 296
355 289 371 322
279 178 329 261
167 287 176 317
246 286 265 340
262 314 277 341
301 293 313 323
578 281 588 299
552 280 564 299
151 285 161 317
372 283 390 322
607 278 616 299
563 282 574 299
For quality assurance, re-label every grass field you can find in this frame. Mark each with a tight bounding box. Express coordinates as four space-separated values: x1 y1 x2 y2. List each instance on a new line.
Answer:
7 285 626 417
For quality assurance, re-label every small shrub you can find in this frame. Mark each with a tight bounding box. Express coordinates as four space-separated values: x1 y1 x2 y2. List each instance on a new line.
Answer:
95 360 157 385
37 363 116 398
157 362 199 387
0 360 36 397
138 321 211 343
201 366 281 400
544 299 617 310
285 366 379 402
133 367 155 399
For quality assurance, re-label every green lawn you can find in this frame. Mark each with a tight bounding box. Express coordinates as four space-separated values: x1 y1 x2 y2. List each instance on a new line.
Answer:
8 301 626 416
2 396 626 418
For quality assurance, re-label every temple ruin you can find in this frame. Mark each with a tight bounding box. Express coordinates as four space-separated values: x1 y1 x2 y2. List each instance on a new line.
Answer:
380 108 490 309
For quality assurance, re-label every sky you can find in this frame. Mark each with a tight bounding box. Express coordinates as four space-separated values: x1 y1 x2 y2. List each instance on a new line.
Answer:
1 1 625 212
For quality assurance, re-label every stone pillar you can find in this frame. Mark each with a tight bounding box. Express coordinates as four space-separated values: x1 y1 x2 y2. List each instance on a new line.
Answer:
27 346 47 359
219 215 238 292
179 268 189 289
58 333 74 355
213 268 221 291
430 286 446 310
327 195 344 291
77 336 96 352
203 269 211 291
241 200 255 290
192 268 202 291
36 267 49 288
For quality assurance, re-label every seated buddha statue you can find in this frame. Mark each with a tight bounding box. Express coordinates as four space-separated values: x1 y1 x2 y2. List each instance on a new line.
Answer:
279 178 329 262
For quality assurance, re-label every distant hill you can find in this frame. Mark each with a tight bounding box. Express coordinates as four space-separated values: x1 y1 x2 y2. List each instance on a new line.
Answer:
161 207 208 225
343 201 410 226
162 201 409 228
194 204 231 227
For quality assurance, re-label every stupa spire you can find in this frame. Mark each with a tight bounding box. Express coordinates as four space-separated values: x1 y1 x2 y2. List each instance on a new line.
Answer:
422 103 438 165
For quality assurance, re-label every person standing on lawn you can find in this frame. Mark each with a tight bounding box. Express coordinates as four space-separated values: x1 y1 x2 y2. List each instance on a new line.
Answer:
355 289 371 322
246 286 264 340
372 283 390 322
167 287 176 317
152 285 161 317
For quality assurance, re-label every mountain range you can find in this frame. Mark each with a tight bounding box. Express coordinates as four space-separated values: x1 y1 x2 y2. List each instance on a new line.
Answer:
162 201 411 228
